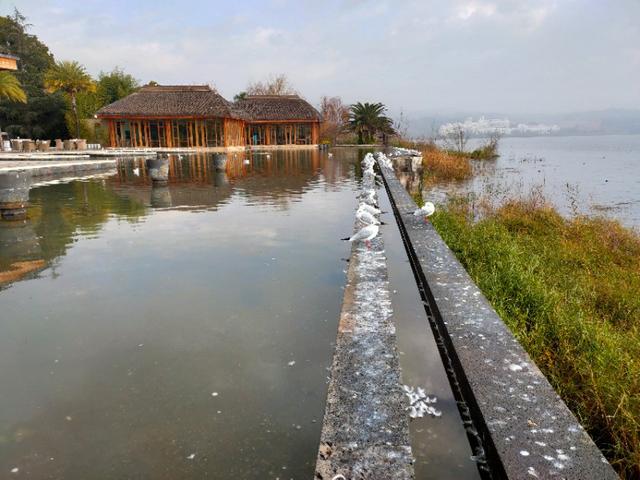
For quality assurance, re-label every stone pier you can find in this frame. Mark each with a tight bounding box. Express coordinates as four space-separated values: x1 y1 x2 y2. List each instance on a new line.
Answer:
315 169 414 479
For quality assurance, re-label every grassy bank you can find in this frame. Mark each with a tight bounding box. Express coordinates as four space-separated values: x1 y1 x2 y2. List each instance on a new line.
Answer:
430 195 640 478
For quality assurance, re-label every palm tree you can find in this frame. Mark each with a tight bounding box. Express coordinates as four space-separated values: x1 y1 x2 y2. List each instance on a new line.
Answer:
44 60 95 138
349 102 395 144
0 71 27 103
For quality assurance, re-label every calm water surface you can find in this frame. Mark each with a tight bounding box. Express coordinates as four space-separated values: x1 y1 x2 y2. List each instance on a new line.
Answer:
424 134 640 228
0 151 363 479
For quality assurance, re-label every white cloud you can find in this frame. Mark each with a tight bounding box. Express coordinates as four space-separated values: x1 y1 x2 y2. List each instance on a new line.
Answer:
455 1 497 21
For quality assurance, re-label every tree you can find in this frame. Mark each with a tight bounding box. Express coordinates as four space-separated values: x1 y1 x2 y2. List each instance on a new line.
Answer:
319 96 349 144
246 74 296 96
349 102 395 144
0 72 27 103
44 60 96 138
233 91 247 102
96 67 139 105
0 10 68 139
441 123 467 153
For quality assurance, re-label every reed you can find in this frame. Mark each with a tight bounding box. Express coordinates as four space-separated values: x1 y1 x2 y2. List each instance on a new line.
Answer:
421 144 473 182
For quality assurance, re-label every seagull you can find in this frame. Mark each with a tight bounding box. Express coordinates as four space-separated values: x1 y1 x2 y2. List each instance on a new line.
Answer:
414 202 435 218
328 152 334 158
266 154 271 159
362 160 375 170
132 167 140 176
243 159 250 165
342 224 379 249
362 154 375 168
363 172 376 183
376 152 393 169
363 165 375 176
357 203 381 216
360 189 377 205
356 209 381 225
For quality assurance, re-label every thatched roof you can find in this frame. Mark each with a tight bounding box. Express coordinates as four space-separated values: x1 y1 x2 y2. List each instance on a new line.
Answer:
97 85 245 119
235 95 321 122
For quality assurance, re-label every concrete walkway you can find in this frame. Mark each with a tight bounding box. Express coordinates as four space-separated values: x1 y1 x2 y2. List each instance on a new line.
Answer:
0 159 116 177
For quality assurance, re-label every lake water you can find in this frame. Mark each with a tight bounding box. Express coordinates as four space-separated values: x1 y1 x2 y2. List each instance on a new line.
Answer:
421 135 640 229
0 151 361 479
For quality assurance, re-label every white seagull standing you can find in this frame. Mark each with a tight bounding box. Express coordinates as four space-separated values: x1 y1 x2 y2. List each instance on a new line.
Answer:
414 202 435 219
356 209 380 225
360 189 377 205
357 203 381 216
344 224 379 249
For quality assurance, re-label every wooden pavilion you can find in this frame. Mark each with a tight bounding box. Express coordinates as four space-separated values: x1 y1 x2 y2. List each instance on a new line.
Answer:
96 85 321 149
236 95 320 146
96 85 245 148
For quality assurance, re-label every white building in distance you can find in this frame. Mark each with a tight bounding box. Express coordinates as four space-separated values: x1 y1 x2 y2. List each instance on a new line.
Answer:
439 116 560 137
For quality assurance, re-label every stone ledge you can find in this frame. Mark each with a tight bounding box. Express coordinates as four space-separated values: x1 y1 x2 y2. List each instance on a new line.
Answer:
378 156 618 479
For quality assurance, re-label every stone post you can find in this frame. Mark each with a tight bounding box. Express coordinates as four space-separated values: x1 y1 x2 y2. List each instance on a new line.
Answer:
146 156 170 186
0 171 32 221
213 153 227 172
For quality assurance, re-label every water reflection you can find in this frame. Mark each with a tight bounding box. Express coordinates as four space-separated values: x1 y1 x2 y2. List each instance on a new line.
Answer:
0 149 364 479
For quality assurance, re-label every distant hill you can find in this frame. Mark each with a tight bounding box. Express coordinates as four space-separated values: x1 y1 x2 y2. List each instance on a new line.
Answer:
403 109 640 138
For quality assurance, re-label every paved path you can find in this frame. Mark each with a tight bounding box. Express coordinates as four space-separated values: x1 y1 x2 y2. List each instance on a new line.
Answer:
0 159 116 177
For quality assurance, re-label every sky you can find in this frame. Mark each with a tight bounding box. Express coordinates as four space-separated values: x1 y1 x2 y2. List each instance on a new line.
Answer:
1 0 639 117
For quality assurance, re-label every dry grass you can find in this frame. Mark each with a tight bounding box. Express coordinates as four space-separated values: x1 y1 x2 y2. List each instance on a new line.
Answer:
421 143 473 182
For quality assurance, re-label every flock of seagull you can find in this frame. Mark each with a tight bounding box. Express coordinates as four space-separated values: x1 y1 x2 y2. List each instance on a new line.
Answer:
344 153 383 248
344 152 436 248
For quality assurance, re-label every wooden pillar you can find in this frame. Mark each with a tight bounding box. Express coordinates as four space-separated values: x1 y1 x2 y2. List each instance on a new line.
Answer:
108 120 115 147
312 122 319 145
165 120 172 148
193 120 197 147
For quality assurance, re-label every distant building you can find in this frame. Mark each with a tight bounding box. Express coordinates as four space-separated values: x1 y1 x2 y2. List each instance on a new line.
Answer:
439 116 560 137
96 85 321 148
0 53 18 71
